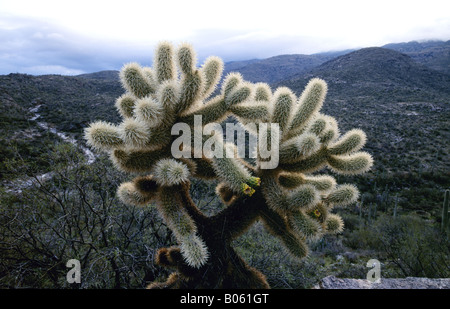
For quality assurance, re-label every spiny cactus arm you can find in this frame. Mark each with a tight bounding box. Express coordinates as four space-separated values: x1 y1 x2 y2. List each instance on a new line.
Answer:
285 78 328 139
278 147 329 173
325 184 360 207
179 96 229 126
154 41 176 83
278 173 337 193
180 74 254 127
134 96 163 127
117 181 156 206
200 56 224 99
327 151 373 175
225 82 254 106
120 62 156 98
119 118 150 149
324 214 344 234
278 132 321 164
153 158 191 186
286 184 321 212
115 93 137 119
327 129 367 155
259 203 308 259
84 121 124 151
110 148 169 173
203 134 258 195
228 101 270 122
277 134 372 179
116 174 159 206
270 87 295 137
158 186 209 268
288 210 324 241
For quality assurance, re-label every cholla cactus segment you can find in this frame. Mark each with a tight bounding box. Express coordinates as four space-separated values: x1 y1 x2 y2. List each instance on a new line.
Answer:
319 115 339 145
201 56 224 98
280 148 328 173
271 87 295 135
287 184 320 211
254 83 272 102
291 210 323 241
222 72 243 98
141 67 157 88
211 154 252 193
180 96 228 126
157 80 180 110
278 173 305 189
328 152 373 175
153 158 190 186
84 121 123 151
328 129 367 155
296 132 321 157
158 187 208 268
176 43 197 75
111 148 167 173
119 118 150 149
326 184 359 207
289 78 327 134
115 94 136 118
261 175 291 212
178 70 203 113
225 82 253 106
280 231 308 258
120 62 155 98
154 41 176 83
324 214 344 234
229 101 269 121
158 187 196 236
180 234 209 268
117 182 154 206
134 97 163 127
279 139 305 163
307 114 327 136
303 175 337 193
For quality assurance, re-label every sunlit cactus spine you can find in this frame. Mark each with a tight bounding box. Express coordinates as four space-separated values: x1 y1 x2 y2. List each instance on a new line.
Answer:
84 41 373 289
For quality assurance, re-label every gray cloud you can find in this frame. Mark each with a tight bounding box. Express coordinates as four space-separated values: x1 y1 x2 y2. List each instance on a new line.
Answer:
0 16 157 75
1 14 449 76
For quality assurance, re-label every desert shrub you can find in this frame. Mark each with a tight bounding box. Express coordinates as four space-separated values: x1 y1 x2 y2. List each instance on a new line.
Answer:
0 146 173 288
344 213 449 278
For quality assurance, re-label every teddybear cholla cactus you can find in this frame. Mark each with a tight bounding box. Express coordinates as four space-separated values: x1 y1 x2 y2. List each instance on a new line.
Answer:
85 42 373 288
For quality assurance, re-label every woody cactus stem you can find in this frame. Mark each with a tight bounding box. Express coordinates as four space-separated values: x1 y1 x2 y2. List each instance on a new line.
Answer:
84 42 373 289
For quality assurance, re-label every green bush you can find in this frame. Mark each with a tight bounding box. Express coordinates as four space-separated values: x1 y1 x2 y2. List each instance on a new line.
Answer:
344 213 449 278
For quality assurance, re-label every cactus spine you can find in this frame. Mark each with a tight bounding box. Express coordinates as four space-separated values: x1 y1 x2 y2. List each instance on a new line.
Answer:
84 42 373 289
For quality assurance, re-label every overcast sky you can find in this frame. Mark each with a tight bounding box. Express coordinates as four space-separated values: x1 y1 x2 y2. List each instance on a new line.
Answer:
1 0 449 75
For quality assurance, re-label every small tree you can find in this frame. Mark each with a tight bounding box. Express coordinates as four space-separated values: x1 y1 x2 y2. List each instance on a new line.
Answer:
84 42 373 288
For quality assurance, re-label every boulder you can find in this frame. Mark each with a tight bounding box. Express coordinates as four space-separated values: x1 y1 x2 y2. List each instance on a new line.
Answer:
315 275 450 289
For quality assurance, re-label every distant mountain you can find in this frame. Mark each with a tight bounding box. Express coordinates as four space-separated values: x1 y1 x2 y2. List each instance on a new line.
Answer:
77 70 119 81
277 47 450 103
382 40 450 75
222 50 354 84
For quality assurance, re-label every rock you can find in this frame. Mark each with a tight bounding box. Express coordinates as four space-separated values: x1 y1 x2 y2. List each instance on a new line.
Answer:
314 275 450 289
